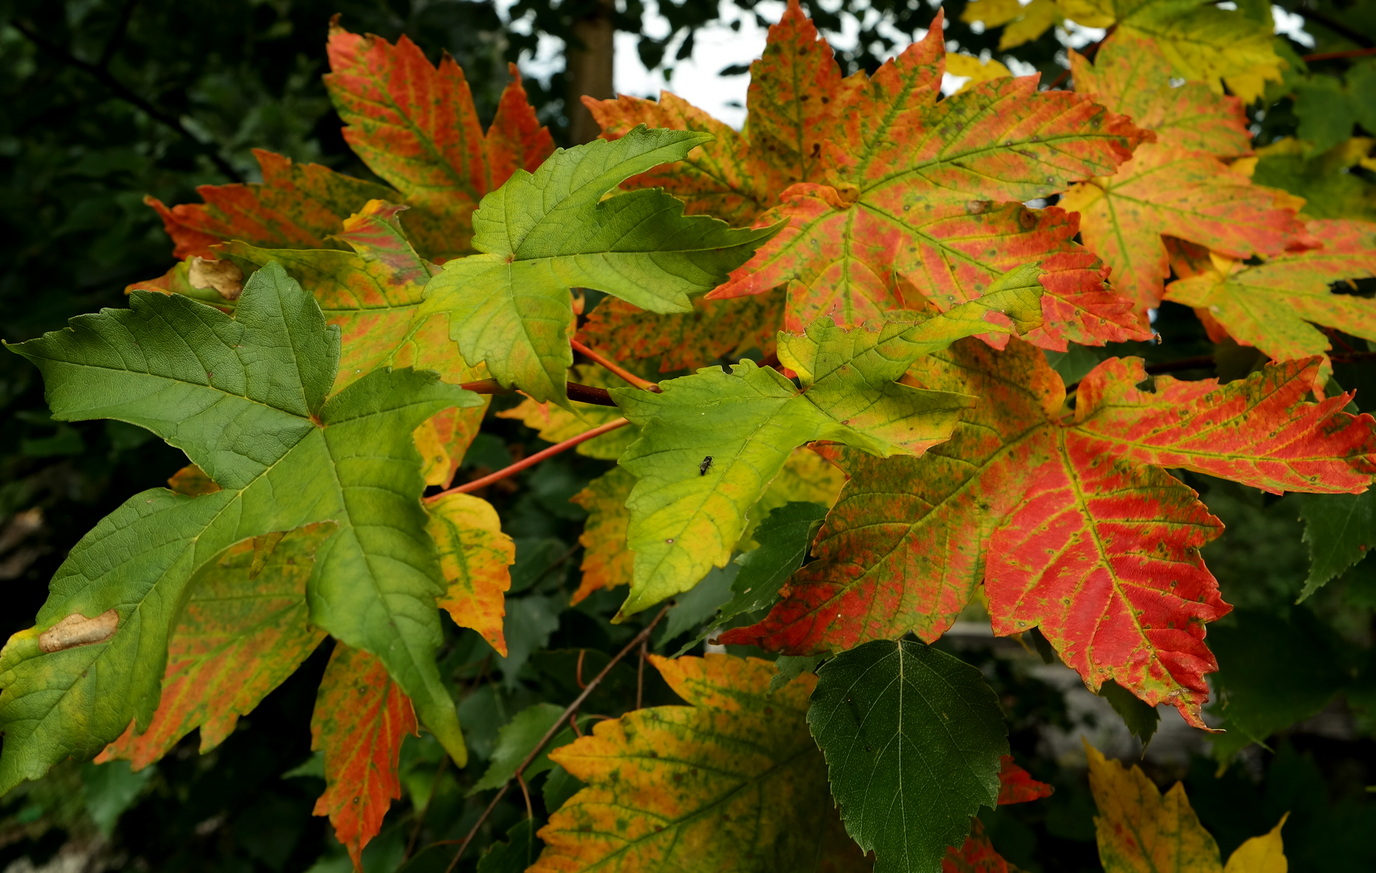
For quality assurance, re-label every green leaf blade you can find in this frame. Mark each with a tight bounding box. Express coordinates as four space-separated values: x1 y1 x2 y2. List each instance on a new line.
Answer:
1296 488 1376 599
0 488 237 795
2 263 480 789
7 262 335 491
425 126 780 403
808 639 1008 873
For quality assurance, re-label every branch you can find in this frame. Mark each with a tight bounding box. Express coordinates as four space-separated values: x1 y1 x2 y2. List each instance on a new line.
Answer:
440 604 673 873
97 0 139 69
425 417 631 498
1289 7 1375 50
1302 47 1376 63
459 378 617 406
10 17 244 182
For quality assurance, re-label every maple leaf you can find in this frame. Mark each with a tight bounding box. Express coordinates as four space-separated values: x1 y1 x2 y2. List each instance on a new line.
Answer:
311 643 418 870
1060 32 1308 312
0 262 480 792
960 0 1062 50
1057 0 1286 102
590 3 1148 350
224 200 489 486
97 524 332 769
612 271 1044 618
568 466 637 605
577 292 783 374
722 338 1376 727
423 126 779 405
808 639 1008 873
145 149 395 262
1086 741 1289 872
531 655 868 873
325 24 554 259
427 492 516 656
1165 220 1376 383
584 0 841 227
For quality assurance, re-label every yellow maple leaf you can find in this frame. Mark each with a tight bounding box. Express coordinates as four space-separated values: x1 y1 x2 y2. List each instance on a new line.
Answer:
1086 740 1288 872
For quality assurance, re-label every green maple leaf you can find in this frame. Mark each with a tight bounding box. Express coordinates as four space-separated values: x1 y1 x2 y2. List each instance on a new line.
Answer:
610 267 1043 618
0 262 480 792
422 125 780 405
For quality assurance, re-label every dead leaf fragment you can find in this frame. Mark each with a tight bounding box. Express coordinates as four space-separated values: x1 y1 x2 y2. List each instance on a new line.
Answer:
38 609 119 653
188 257 245 300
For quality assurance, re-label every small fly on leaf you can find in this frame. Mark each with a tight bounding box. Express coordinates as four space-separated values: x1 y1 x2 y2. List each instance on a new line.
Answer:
699 455 713 476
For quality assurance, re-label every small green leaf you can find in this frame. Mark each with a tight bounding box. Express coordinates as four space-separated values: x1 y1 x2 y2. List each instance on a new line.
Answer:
720 501 829 627
1297 490 1376 599
477 818 538 873
808 639 1008 873
470 703 568 794
424 125 779 404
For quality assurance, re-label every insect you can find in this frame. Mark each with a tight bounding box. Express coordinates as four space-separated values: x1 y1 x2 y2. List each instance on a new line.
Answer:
699 455 713 476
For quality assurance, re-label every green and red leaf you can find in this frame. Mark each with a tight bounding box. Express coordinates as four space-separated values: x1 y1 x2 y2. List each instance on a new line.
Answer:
1062 32 1310 312
531 655 868 873
427 492 516 656
145 149 393 261
1165 220 1376 380
97 525 331 769
723 339 1376 727
311 644 418 870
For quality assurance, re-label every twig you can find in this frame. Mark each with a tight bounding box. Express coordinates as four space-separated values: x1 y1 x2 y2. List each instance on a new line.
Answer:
1302 47 1376 63
636 636 648 710
9 18 244 182
404 754 451 860
1044 26 1111 91
571 339 660 391
425 417 631 499
97 0 139 69
440 604 673 872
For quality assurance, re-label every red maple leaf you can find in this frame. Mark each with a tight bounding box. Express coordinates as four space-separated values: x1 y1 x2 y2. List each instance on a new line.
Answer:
997 755 1053 805
589 1 1151 351
325 23 553 259
1062 31 1311 312
311 644 417 870
722 339 1376 727
146 150 393 261
142 27 552 271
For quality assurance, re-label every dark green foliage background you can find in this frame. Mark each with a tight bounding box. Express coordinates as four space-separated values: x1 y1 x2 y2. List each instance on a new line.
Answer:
2 1 1376 871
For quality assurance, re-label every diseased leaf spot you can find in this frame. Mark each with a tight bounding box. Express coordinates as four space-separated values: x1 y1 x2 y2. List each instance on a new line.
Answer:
38 609 119 653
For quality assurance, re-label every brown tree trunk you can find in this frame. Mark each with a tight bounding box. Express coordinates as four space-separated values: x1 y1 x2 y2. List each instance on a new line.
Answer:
565 0 615 143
